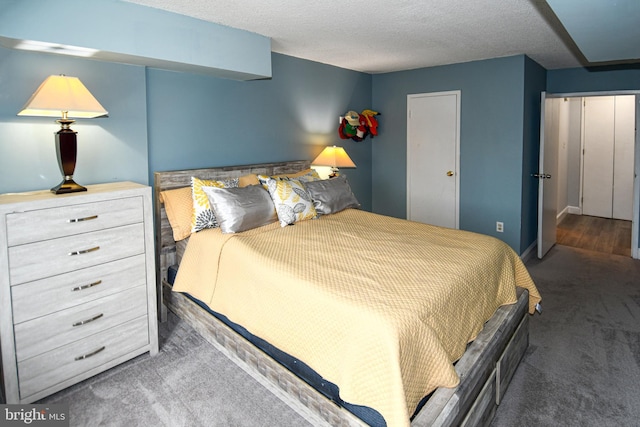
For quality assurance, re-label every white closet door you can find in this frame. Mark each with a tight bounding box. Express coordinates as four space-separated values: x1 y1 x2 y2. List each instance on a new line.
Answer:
613 95 635 221
582 96 615 218
407 91 460 229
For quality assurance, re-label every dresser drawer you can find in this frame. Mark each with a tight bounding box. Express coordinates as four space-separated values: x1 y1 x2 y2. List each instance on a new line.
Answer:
12 255 147 324
8 223 145 285
14 285 148 362
18 316 149 400
6 196 143 246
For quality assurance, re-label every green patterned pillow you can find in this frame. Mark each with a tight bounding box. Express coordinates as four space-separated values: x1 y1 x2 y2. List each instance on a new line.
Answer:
264 177 317 226
191 177 239 233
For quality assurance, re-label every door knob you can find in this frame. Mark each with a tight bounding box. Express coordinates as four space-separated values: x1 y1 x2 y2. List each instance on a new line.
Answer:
532 173 552 179
446 171 454 176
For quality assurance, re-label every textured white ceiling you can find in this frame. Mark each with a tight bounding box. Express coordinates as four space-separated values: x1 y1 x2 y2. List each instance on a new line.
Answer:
124 0 585 73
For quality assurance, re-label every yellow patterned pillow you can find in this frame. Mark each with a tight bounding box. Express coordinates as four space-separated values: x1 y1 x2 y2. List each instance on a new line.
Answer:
191 177 239 233
264 177 317 226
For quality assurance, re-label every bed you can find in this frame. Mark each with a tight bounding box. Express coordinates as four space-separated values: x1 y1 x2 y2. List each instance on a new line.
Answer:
153 160 541 427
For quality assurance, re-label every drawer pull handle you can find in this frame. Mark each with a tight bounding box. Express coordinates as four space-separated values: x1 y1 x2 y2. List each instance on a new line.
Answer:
74 346 105 361
72 313 104 327
68 215 98 223
68 246 100 256
71 280 102 292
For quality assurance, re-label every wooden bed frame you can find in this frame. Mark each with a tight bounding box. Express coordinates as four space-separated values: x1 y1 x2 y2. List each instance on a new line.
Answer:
153 160 530 427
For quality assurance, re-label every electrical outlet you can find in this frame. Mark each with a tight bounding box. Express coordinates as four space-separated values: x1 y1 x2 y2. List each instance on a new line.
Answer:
496 221 504 233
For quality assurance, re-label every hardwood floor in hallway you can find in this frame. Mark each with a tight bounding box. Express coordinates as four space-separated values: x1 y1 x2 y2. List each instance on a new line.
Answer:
556 214 632 257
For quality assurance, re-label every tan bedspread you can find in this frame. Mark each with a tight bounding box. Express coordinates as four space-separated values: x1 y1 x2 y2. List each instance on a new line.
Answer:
173 209 541 427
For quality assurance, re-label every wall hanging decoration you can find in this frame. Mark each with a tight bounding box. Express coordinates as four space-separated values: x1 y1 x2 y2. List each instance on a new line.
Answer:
338 109 380 142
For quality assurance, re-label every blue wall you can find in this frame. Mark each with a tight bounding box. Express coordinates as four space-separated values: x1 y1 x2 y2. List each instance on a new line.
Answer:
0 48 373 209
0 46 148 192
371 55 537 251
521 57 547 253
547 63 640 93
3 27 637 256
147 54 372 210
0 0 272 80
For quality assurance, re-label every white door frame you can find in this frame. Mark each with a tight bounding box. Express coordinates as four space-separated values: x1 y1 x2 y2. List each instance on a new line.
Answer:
406 90 461 228
545 90 640 259
537 93 559 258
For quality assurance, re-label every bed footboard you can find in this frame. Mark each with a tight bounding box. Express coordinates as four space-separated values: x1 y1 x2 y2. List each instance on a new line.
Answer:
162 279 365 427
164 279 528 427
413 288 529 427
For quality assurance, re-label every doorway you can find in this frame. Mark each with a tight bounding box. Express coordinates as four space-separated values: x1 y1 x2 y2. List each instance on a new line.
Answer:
406 91 460 229
557 214 631 257
540 92 639 259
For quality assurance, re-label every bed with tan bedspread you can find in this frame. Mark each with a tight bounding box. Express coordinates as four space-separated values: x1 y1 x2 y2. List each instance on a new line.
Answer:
173 207 540 427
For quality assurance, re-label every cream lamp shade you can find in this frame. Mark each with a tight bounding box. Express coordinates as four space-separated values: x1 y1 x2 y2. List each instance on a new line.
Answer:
311 145 356 178
17 74 108 194
18 75 108 119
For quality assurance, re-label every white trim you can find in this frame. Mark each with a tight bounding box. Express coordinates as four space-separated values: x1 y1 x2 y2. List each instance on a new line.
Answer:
567 205 582 215
556 206 569 224
537 92 548 259
579 96 586 215
633 94 640 259
556 205 582 223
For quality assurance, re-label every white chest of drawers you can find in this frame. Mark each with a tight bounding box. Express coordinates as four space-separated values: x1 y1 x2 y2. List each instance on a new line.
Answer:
0 182 158 404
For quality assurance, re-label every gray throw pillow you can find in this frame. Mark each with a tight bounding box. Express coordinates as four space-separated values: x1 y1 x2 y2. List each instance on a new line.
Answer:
202 185 277 233
304 175 360 215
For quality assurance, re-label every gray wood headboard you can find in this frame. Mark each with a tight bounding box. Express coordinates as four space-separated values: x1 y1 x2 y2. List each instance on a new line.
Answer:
152 160 311 318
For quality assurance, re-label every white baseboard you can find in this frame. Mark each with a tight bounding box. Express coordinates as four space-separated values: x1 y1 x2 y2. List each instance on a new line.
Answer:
567 205 581 215
556 205 581 224
556 207 568 224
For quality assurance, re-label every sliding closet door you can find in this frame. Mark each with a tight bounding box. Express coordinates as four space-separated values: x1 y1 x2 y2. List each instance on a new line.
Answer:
582 95 635 221
613 95 635 220
582 96 615 218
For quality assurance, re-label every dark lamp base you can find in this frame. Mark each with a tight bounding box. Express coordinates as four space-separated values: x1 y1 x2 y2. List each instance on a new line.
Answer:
51 178 87 194
52 124 86 195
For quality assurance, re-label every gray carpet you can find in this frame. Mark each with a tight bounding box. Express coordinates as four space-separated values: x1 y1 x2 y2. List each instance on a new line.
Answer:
39 244 640 426
492 245 640 427
39 312 313 427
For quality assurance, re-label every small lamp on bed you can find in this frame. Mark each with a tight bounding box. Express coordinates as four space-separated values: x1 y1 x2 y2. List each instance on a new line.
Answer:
311 145 356 178
18 74 108 194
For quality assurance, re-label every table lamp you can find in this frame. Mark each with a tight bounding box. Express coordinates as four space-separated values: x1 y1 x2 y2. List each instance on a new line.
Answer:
18 75 108 194
312 145 356 178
